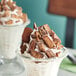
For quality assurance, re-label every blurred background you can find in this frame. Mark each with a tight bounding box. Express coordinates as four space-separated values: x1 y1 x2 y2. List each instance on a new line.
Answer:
15 0 76 49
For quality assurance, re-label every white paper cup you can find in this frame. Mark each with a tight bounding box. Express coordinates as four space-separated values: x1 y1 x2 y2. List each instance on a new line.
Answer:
21 48 68 76
0 20 30 59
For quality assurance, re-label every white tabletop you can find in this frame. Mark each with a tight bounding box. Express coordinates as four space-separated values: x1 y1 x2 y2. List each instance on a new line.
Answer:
58 48 76 76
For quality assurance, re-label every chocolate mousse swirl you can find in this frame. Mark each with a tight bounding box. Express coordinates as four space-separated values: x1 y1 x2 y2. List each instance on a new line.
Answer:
0 0 28 25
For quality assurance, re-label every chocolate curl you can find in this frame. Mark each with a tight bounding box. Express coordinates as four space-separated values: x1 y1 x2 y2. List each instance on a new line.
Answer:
34 23 37 30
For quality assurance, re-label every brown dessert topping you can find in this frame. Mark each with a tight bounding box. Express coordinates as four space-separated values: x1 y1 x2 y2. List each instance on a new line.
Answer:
45 50 56 58
21 43 27 54
5 20 13 24
38 42 46 52
42 35 54 48
21 23 63 59
28 40 36 52
0 21 3 25
43 24 52 35
22 27 33 43
30 50 44 58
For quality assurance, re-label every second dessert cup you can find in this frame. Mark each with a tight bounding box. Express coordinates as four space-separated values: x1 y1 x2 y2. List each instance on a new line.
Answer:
0 20 30 76
0 20 30 59
20 48 68 76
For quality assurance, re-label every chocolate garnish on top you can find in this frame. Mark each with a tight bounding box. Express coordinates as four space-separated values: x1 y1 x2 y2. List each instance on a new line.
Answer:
21 23 63 58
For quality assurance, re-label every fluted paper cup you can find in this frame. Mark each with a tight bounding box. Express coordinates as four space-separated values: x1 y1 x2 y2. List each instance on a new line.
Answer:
20 48 68 76
0 20 30 59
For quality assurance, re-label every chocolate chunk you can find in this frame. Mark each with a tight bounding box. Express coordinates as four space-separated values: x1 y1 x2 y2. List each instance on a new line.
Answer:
5 20 13 25
28 40 36 52
31 31 41 39
21 43 27 54
30 50 44 58
42 35 54 48
35 31 41 41
22 27 33 43
52 32 61 44
39 28 47 36
43 24 52 35
0 21 3 25
45 50 56 58
38 42 46 52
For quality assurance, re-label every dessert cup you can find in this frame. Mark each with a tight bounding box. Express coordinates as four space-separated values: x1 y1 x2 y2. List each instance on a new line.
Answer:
20 48 68 76
0 20 30 76
0 20 30 59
